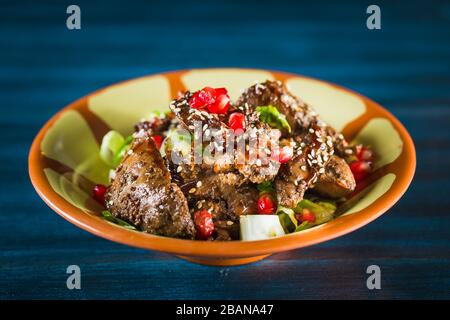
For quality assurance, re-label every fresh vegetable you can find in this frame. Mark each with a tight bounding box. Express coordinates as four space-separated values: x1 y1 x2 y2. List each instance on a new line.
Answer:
188 87 230 114
160 129 192 158
256 105 291 133
101 210 136 230
294 198 336 225
99 130 125 167
350 160 371 182
93 184 107 205
257 194 276 214
294 221 312 232
257 181 276 193
228 112 246 132
240 215 285 241
276 206 297 233
194 210 215 240
112 135 133 167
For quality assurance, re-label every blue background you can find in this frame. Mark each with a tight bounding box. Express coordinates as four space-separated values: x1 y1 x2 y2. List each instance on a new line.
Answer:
1 0 449 299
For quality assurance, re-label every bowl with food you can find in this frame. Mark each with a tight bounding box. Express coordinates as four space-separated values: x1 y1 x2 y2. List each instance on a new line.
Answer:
29 68 415 265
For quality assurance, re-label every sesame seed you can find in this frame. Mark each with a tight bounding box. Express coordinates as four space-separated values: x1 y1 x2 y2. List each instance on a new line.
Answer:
319 167 325 174
189 188 196 194
226 221 234 226
256 159 262 166
196 181 202 188
177 166 182 173
301 165 307 171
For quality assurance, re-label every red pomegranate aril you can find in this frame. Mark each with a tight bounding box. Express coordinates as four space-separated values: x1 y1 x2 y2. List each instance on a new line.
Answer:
207 94 230 114
350 160 371 182
188 92 204 109
296 208 316 223
278 145 293 164
257 194 276 214
228 112 246 132
356 146 374 162
194 210 215 240
151 135 163 149
214 87 228 96
93 184 107 205
198 86 216 105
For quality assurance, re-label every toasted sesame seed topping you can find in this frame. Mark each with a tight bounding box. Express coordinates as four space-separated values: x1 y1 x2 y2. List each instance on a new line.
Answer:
189 188 196 194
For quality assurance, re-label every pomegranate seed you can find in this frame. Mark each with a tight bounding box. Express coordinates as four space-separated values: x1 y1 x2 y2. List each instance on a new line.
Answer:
194 210 215 240
228 112 246 132
214 87 228 96
296 208 316 223
207 93 230 114
188 92 204 109
198 87 216 105
350 160 371 182
93 184 107 205
278 145 293 164
151 135 163 149
257 194 276 214
356 146 374 162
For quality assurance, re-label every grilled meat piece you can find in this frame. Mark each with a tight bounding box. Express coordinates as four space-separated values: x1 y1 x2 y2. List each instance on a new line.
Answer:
313 155 356 199
187 172 258 217
275 154 314 208
134 112 175 135
275 126 334 207
237 80 354 157
106 133 196 239
169 92 225 134
235 80 316 134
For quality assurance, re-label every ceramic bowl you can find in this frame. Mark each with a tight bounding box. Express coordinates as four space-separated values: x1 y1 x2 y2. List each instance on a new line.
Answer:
29 68 416 266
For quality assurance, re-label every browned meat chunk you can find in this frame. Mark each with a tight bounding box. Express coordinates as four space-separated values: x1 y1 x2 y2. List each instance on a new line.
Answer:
187 172 258 217
235 80 316 134
313 155 356 199
134 112 175 135
275 126 334 207
169 92 224 133
275 154 313 208
105 133 196 239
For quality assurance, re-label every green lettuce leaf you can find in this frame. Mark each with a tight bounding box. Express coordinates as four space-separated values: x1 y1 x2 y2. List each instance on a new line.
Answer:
256 105 291 132
101 210 137 230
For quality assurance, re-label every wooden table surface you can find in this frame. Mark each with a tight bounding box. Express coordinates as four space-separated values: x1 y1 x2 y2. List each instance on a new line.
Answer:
1 0 449 299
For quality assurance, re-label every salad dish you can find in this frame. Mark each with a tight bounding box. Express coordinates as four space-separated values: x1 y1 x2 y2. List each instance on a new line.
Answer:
29 69 415 265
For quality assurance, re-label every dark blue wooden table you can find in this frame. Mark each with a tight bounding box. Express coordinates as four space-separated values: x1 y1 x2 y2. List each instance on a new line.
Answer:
1 0 449 299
